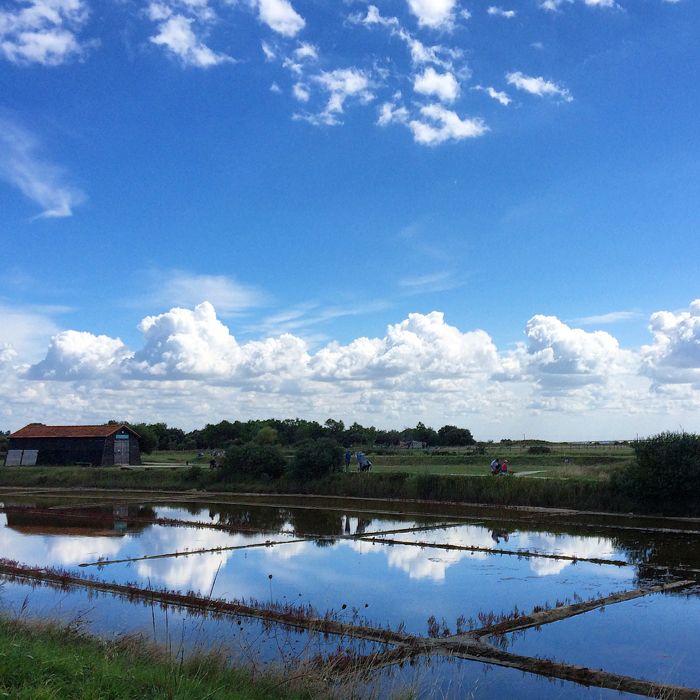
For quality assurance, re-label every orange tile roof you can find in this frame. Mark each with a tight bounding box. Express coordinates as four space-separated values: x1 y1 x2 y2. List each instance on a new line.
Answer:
10 424 139 439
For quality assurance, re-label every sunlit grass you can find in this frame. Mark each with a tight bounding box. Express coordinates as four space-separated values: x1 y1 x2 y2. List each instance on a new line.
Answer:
0 616 308 700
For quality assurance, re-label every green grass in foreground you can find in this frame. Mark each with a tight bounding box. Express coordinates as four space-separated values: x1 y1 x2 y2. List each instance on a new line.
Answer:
0 616 308 700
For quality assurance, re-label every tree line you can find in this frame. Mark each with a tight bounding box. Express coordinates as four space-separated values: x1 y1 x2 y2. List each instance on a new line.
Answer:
125 419 476 454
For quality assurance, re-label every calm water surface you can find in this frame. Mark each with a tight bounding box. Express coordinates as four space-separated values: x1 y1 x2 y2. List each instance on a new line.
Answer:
1 494 698 697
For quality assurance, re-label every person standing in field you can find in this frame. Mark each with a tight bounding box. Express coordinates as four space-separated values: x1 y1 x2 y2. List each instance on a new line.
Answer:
490 458 501 475
501 460 509 475
344 450 352 471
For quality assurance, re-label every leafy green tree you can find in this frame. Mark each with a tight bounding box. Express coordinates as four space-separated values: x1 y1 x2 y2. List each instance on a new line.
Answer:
255 426 279 444
437 425 475 446
616 432 700 514
289 438 343 480
375 429 401 446
413 422 438 446
323 418 345 436
221 442 286 480
129 423 158 454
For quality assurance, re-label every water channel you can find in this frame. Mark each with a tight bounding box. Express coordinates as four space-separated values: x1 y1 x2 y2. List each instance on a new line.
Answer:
1 490 698 698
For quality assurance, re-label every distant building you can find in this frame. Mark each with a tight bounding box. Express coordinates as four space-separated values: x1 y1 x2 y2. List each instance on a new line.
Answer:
401 440 426 449
5 423 141 467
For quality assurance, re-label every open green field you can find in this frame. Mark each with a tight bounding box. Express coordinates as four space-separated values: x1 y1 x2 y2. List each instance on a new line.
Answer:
145 444 634 481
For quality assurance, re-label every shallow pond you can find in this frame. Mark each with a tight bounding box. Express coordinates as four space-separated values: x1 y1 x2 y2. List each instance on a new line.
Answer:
1 492 699 698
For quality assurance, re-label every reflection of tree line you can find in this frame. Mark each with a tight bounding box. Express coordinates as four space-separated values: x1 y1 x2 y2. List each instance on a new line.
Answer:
206 504 378 545
203 505 700 578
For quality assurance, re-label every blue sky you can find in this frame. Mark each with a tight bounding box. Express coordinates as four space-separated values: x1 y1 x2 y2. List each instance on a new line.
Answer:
0 0 698 438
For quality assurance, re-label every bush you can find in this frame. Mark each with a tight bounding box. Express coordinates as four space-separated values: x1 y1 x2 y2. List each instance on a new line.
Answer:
220 442 287 481
289 438 343 481
527 445 551 454
615 432 700 515
183 465 203 482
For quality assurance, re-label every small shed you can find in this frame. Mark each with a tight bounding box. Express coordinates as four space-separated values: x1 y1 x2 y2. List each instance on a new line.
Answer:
6 424 141 467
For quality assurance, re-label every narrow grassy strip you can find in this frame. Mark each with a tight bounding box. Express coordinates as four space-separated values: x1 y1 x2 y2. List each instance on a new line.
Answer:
0 559 413 646
0 616 308 700
446 646 700 700
78 537 312 568
359 535 632 568
465 579 694 639
0 467 632 513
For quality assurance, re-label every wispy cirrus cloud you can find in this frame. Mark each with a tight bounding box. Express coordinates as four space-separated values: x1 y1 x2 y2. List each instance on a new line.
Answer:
142 269 267 317
0 303 60 362
473 84 512 106
506 71 573 102
572 310 642 326
294 68 373 126
0 117 85 218
398 270 464 294
253 299 392 337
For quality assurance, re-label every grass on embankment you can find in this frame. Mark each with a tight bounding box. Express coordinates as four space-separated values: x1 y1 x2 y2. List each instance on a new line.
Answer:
0 616 308 700
0 465 634 513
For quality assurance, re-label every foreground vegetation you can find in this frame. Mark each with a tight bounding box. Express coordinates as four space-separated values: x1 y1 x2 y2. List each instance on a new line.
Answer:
0 616 307 700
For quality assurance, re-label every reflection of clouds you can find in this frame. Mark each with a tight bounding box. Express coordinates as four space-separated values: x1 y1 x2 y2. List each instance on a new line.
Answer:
133 526 302 592
340 527 623 581
135 527 252 592
0 521 127 567
263 540 310 561
518 533 617 577
48 537 123 565
528 557 569 577
345 529 493 582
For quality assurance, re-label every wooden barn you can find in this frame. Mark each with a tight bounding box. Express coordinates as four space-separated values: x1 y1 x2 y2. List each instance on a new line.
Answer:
5 424 141 467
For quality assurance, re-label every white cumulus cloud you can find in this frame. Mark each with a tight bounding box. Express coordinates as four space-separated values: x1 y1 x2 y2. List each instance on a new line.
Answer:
408 103 488 145
406 0 457 29
253 0 304 37
641 300 700 385
27 330 132 379
150 12 232 67
487 6 516 17
131 301 242 378
509 315 635 390
413 66 459 102
0 0 91 65
310 311 500 384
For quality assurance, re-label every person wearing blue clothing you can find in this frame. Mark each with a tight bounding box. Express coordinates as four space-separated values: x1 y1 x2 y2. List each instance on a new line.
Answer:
344 450 352 471
356 451 372 471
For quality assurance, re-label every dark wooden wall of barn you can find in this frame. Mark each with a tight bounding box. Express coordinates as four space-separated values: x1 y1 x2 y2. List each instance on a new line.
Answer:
8 437 107 466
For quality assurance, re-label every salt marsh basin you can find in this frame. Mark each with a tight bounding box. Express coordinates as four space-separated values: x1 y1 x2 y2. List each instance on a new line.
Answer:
1 488 699 699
